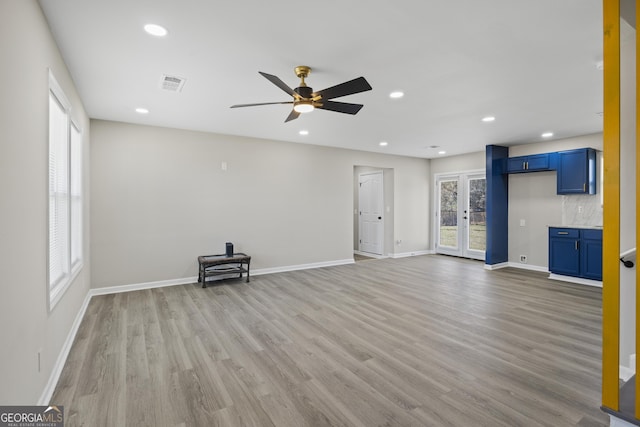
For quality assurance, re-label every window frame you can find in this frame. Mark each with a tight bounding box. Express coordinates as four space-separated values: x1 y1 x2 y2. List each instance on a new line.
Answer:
48 70 83 310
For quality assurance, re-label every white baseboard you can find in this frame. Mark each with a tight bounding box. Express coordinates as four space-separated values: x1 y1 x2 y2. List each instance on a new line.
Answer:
90 258 359 295
38 290 92 405
548 273 602 288
484 262 509 270
90 276 197 296
485 262 549 273
507 262 549 273
252 258 355 276
609 414 638 427
620 354 636 382
620 365 635 382
353 250 387 259
391 250 432 259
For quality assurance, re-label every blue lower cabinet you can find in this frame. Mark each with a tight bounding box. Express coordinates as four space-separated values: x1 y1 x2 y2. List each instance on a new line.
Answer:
549 228 580 276
549 227 602 281
581 230 603 280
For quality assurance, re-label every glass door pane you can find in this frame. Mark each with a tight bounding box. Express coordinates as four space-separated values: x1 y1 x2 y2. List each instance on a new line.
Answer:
467 177 486 253
439 179 459 249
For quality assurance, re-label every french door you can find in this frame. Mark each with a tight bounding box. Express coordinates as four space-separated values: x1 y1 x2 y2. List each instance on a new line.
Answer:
435 172 486 260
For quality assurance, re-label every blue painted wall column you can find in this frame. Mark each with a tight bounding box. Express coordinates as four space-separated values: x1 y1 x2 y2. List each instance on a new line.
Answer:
485 145 509 265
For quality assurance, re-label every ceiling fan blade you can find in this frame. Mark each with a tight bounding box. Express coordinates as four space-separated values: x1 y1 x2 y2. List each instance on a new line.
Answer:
259 72 297 97
313 77 372 100
230 101 293 108
316 100 364 115
284 109 300 122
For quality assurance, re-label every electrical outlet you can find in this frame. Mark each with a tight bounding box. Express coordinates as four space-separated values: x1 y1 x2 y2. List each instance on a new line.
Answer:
520 255 527 263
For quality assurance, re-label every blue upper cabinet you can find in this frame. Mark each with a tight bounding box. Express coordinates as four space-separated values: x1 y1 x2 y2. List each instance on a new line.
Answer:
506 153 551 173
556 148 597 194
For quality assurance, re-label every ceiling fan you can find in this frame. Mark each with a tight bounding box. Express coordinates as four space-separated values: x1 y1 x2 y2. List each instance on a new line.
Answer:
230 66 372 122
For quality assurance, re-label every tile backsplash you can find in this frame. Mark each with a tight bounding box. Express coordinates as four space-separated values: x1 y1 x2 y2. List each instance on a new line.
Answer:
562 194 603 226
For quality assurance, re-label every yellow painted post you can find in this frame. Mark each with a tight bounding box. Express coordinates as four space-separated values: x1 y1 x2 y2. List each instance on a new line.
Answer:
602 0 621 412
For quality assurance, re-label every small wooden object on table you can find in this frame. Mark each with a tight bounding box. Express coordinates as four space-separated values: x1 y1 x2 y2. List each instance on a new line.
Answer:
198 253 251 288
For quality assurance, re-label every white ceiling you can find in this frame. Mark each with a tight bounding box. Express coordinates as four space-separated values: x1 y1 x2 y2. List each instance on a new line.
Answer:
39 0 603 159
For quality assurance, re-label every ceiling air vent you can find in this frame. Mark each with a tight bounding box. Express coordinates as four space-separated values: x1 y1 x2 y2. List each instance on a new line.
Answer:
160 74 186 92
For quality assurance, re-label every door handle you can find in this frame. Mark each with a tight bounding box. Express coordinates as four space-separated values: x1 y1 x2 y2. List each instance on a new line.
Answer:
378 216 382 220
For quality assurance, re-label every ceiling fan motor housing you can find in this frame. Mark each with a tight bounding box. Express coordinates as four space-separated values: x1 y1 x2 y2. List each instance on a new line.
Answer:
295 86 313 99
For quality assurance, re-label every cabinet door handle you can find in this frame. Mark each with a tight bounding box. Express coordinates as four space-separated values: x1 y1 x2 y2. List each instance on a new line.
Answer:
525 161 529 170
575 241 579 250
583 183 586 192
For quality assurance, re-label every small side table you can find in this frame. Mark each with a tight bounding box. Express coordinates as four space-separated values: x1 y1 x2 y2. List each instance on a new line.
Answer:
197 253 251 288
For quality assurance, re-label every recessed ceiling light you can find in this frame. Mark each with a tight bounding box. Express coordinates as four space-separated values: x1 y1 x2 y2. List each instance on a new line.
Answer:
541 132 554 138
438 150 446 155
135 108 149 114
299 130 309 135
379 141 388 146
144 24 168 37
482 116 496 122
389 91 404 99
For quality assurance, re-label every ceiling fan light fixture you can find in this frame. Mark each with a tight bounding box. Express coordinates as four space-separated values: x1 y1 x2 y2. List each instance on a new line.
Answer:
293 102 314 114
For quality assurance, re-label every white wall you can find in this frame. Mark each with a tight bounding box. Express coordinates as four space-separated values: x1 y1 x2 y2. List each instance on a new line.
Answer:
619 19 636 371
430 151 486 177
90 120 430 288
0 1 91 404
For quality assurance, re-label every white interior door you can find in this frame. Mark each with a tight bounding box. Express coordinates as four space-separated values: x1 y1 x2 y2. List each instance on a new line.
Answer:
358 171 384 255
435 172 486 260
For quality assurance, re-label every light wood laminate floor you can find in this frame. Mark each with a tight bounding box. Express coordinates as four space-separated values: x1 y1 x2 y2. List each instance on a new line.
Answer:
52 255 609 426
